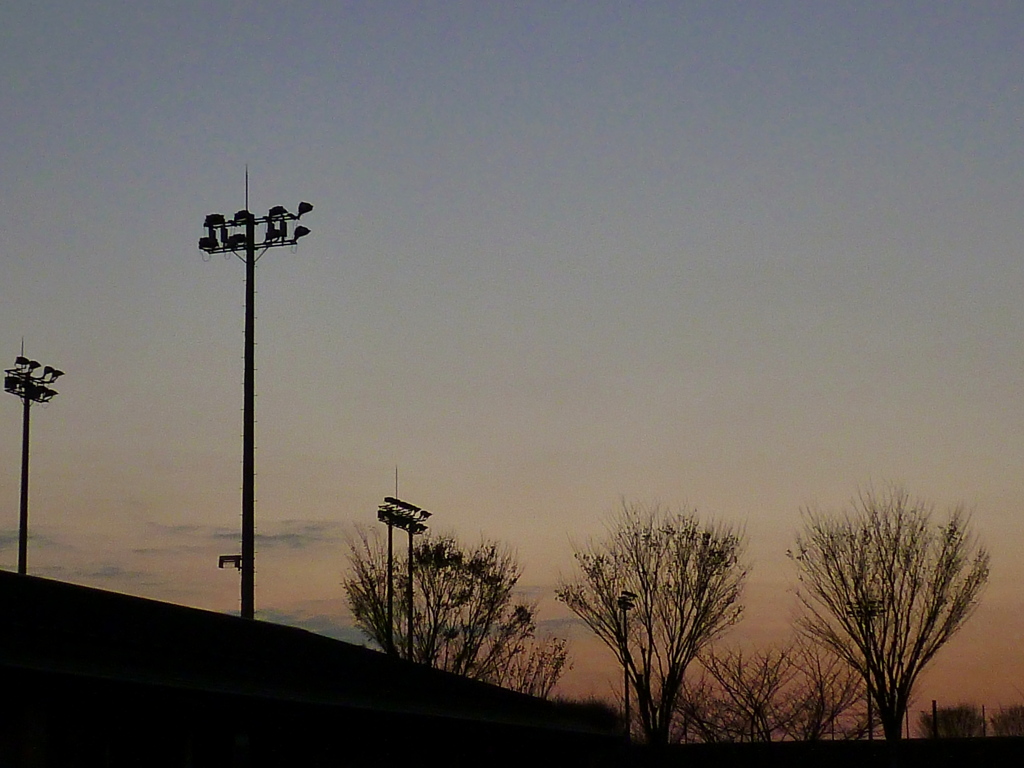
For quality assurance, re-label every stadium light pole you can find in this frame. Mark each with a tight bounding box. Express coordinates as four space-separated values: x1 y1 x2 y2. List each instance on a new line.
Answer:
377 501 399 655
617 590 637 743
848 597 885 741
378 496 430 660
199 201 313 619
4 356 64 575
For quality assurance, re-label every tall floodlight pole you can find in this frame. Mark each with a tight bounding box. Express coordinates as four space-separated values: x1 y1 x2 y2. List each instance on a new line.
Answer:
378 496 430 660
617 590 637 743
848 598 885 741
4 356 64 575
199 201 313 619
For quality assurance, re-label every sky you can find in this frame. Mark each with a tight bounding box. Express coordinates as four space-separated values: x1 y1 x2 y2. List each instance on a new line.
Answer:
2 1 1023 708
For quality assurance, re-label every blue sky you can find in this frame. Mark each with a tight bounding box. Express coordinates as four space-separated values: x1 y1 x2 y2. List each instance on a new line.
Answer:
2 2 1023 702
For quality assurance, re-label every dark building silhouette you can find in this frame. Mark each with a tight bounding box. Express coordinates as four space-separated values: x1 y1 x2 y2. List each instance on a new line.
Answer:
0 571 616 767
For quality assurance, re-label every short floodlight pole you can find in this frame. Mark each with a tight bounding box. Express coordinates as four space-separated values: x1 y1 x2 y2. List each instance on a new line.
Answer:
4 356 63 575
378 496 430 661
404 519 425 661
617 590 637 743
377 504 398 655
199 201 314 619
848 598 885 741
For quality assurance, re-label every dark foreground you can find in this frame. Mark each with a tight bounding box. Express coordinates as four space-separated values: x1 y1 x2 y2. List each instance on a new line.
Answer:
1 572 1020 767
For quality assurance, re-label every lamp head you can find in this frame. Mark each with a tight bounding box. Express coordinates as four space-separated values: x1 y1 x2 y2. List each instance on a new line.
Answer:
297 201 313 218
204 213 226 227
294 225 311 241
268 205 289 218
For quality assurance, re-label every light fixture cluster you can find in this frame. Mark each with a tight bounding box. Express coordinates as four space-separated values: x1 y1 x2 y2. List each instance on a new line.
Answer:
377 496 431 534
198 202 313 253
617 590 637 613
4 356 64 404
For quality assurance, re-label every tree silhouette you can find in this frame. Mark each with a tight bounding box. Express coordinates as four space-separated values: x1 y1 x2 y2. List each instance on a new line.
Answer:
789 486 989 742
917 703 984 738
344 529 568 698
990 705 1024 736
784 639 864 741
557 501 746 745
676 641 863 742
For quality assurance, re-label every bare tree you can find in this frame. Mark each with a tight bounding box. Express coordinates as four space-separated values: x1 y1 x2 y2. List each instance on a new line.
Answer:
699 644 799 741
917 703 984 738
785 638 864 740
676 668 747 743
990 704 1024 737
789 486 990 742
677 640 863 743
344 528 569 697
497 633 569 699
557 501 746 745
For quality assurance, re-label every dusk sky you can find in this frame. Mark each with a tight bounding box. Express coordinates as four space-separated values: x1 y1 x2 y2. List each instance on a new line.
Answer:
3 2 1023 706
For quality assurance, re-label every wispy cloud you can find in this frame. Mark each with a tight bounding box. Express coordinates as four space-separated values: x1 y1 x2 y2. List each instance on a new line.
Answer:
131 519 345 555
35 562 160 588
259 603 368 645
0 529 60 551
256 520 345 550
129 522 239 556
538 616 587 635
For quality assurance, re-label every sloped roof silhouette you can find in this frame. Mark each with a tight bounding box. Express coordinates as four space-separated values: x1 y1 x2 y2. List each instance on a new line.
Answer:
0 570 595 733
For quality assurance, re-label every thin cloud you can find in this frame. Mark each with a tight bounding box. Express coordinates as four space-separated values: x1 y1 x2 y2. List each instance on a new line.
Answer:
35 562 159 587
259 606 366 645
0 528 62 551
256 520 345 550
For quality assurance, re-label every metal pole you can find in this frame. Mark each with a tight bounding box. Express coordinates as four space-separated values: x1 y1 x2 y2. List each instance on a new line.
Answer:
867 686 873 740
406 526 414 661
386 522 395 655
17 395 30 575
622 604 630 743
240 213 256 620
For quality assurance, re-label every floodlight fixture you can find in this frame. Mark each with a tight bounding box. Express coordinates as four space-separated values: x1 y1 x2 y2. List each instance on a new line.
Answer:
297 201 313 217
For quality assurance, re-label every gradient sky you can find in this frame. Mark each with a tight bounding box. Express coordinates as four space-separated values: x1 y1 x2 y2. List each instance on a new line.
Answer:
3 2 1023 707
